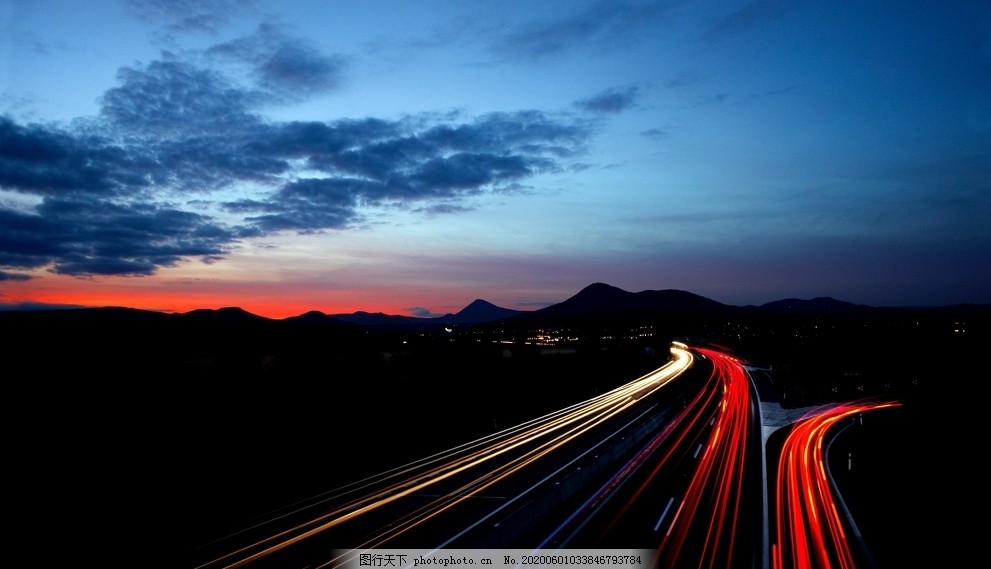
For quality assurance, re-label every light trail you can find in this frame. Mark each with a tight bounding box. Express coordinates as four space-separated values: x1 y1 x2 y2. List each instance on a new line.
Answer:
531 347 756 569
772 400 901 569
651 348 753 569
194 344 695 569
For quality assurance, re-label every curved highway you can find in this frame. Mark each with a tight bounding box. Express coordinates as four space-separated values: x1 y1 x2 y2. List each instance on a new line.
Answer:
771 400 901 569
185 343 900 569
189 344 697 569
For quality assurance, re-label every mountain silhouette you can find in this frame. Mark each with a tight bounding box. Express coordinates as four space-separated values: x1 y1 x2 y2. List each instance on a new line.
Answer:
176 306 273 322
4 282 986 331
512 282 732 322
441 299 523 324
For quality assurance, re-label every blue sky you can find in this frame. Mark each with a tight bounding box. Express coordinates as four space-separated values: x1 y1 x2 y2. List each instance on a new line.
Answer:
1 0 989 318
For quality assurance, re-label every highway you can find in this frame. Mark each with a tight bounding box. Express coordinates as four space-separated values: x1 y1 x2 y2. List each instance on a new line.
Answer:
526 347 763 569
770 400 901 569
184 343 900 569
188 344 698 569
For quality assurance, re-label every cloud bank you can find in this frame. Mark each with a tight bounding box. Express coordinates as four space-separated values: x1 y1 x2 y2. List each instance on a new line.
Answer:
0 24 595 279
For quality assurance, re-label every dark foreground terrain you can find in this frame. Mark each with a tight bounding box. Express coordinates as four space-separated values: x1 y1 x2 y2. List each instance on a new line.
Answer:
4 299 984 568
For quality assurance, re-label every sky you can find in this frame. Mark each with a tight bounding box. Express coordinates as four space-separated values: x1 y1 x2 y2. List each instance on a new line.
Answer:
1 0 989 319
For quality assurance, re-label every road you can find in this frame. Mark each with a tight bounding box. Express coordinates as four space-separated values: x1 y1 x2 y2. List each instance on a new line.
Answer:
525 347 763 569
184 343 905 569
187 345 701 569
770 401 901 569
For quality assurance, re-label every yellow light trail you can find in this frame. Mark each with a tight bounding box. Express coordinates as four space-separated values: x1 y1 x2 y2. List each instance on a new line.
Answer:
198 345 694 569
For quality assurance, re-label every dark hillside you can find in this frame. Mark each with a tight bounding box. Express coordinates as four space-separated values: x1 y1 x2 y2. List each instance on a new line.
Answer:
3 287 988 568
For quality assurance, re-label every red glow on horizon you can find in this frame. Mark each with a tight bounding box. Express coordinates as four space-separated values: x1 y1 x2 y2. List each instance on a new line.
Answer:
3 289 387 319
0 276 441 319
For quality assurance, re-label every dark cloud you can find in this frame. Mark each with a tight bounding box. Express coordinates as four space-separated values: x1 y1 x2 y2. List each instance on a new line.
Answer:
407 306 442 318
574 87 641 113
491 0 672 60
224 177 365 232
312 136 436 183
231 111 589 232
125 0 255 33
0 116 149 196
0 44 592 278
420 111 589 157
0 207 65 269
207 23 345 97
247 118 400 157
411 153 534 191
0 301 86 310
258 41 344 95
0 198 234 276
100 59 262 137
152 135 290 191
0 271 32 282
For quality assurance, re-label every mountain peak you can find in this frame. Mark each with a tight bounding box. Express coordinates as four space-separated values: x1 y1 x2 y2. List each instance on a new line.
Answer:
447 298 521 323
178 306 270 321
569 282 630 303
579 282 625 293
525 283 729 320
